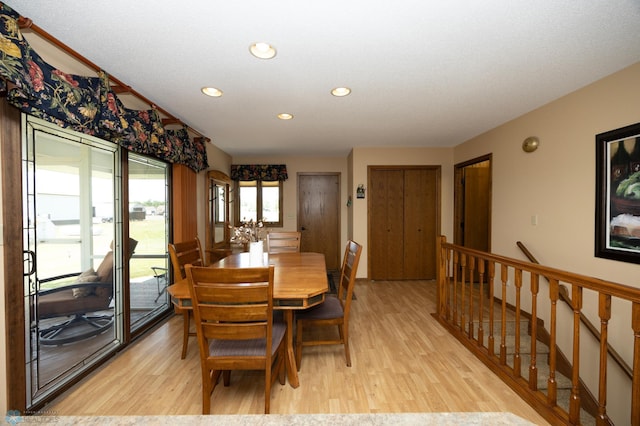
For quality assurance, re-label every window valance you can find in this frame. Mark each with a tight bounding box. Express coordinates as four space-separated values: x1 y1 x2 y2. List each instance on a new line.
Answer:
230 164 288 181
0 3 208 172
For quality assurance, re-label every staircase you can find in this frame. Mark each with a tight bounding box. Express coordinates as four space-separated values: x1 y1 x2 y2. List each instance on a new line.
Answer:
474 319 596 426
433 236 640 425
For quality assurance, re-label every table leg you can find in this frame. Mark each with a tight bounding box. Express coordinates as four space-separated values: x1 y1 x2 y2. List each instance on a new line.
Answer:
283 310 299 388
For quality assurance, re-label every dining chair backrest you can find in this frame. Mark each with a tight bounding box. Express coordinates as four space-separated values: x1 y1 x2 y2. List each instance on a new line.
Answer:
266 231 301 253
294 239 362 370
168 237 205 280
187 265 275 345
336 240 363 308
185 264 285 414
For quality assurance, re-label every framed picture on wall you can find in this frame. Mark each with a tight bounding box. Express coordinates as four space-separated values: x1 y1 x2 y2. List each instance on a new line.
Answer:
595 121 640 263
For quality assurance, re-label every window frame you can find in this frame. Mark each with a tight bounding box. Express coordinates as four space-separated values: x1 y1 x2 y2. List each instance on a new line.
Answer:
234 180 284 227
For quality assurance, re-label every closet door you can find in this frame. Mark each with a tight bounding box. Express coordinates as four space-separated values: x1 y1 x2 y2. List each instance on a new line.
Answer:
369 166 440 280
369 168 404 280
403 168 438 279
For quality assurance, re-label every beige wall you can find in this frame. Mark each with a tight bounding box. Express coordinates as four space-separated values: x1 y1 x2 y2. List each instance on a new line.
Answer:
455 62 640 286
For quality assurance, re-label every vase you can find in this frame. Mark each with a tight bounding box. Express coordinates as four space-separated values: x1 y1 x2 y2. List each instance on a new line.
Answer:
249 241 265 265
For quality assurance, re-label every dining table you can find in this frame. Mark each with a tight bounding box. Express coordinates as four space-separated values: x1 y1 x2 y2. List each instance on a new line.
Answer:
166 251 329 388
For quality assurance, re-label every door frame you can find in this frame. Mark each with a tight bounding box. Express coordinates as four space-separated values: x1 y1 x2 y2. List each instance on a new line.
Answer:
454 154 492 250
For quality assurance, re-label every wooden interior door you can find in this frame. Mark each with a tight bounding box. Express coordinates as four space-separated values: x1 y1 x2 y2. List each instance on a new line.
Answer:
297 173 340 270
369 169 405 280
403 168 439 279
463 166 491 251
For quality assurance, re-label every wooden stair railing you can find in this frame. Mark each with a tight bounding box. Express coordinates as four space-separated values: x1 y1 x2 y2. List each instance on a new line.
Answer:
435 236 640 426
517 241 633 382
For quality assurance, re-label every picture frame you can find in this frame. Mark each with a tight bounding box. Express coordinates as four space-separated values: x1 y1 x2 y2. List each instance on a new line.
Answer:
595 121 640 263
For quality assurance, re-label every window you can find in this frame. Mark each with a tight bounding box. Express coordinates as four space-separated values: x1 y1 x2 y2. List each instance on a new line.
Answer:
236 180 283 226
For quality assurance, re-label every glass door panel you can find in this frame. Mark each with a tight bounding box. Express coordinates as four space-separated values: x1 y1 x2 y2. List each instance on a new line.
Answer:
23 117 121 407
127 154 170 332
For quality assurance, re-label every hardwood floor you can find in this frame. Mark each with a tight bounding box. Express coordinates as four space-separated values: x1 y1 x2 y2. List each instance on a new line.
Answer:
46 279 550 424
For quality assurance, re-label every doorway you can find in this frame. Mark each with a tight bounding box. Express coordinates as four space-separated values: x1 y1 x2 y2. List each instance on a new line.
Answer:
454 155 492 251
297 173 340 270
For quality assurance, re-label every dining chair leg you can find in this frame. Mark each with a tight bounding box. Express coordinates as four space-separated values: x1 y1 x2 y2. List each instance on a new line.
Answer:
340 324 351 367
181 310 190 359
202 367 212 414
264 367 272 414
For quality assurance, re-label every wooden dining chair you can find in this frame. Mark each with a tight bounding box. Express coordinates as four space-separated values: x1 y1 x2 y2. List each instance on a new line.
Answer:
266 231 301 253
295 240 362 370
168 237 206 359
185 264 286 414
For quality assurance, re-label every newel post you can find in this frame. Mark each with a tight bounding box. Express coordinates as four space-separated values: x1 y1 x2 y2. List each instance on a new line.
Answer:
436 236 445 318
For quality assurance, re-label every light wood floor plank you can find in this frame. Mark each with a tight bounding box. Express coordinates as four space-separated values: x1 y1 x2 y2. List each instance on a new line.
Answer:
47 280 550 424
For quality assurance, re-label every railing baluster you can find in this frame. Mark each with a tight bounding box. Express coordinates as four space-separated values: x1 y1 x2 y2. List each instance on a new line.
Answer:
461 253 467 332
513 269 522 378
488 261 495 357
452 251 459 327
548 278 559 406
477 259 486 346
597 293 611 426
468 256 475 339
500 264 508 365
529 273 539 391
569 284 583 424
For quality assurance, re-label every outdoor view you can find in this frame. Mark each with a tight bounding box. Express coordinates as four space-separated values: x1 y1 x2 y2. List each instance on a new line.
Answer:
238 180 280 223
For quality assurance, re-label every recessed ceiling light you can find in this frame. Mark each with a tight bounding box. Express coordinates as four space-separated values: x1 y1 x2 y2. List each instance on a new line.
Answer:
201 87 223 97
249 42 277 59
277 113 293 120
331 87 351 97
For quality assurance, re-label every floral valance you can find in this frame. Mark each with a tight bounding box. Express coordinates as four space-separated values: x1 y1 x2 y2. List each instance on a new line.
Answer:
230 164 288 181
0 2 208 172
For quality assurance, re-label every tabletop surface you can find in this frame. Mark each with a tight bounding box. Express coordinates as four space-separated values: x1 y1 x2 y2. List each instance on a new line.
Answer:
168 251 328 302
212 252 329 300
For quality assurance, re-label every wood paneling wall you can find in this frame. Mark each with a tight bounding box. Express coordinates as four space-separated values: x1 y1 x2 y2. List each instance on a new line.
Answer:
172 164 198 243
1 98 27 412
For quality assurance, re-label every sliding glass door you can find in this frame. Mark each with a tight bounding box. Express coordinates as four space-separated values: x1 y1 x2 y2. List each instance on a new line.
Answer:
22 116 171 409
127 154 170 332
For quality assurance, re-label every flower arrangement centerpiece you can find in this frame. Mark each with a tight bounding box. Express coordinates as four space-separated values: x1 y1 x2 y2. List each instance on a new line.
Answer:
230 218 265 249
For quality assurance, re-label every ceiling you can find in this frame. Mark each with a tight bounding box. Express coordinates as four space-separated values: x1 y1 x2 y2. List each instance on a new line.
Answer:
5 1 640 157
